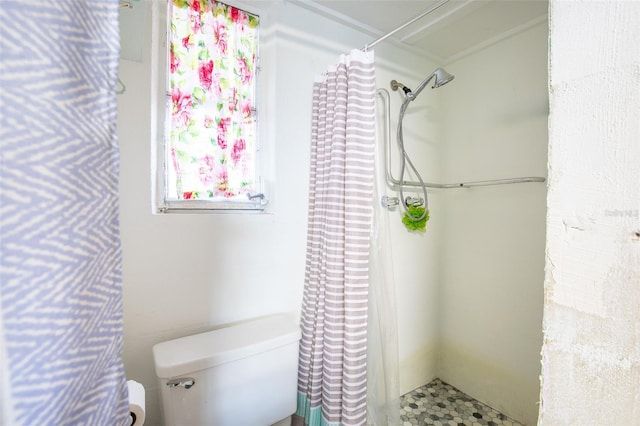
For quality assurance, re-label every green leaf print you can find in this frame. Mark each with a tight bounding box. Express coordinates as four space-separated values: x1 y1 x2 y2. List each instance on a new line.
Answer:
192 86 206 104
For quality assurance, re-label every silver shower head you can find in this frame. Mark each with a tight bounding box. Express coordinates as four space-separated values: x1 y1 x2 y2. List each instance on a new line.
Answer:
406 67 455 101
432 67 455 88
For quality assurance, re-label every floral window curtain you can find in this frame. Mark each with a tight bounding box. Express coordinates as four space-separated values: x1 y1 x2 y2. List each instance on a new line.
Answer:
169 0 259 201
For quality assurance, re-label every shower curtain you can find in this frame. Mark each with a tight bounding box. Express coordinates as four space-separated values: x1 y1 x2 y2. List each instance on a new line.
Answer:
0 1 129 425
295 49 376 426
366 115 401 426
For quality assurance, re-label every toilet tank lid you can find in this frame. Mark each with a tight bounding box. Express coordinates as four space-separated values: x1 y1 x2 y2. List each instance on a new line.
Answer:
153 313 301 378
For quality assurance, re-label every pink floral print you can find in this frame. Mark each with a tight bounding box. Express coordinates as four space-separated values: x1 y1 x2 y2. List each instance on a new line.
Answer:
169 0 258 200
171 87 192 127
213 20 227 54
231 138 245 165
198 60 214 90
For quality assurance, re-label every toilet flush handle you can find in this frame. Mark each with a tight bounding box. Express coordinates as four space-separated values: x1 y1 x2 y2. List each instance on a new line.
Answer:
166 378 195 389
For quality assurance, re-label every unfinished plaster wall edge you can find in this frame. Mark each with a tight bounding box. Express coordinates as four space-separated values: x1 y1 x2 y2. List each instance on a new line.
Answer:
541 0 640 423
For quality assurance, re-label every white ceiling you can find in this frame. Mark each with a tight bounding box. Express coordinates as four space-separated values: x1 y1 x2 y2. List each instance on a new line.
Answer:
291 0 548 63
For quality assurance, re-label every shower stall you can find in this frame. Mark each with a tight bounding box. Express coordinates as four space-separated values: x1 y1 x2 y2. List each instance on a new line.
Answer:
363 6 548 426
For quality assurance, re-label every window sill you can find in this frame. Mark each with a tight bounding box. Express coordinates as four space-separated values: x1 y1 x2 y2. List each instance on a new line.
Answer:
157 198 268 214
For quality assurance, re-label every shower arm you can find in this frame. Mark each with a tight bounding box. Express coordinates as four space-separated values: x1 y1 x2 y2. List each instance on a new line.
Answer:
376 88 546 189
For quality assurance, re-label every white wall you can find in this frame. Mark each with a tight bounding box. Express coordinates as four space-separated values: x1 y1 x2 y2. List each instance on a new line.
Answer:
438 22 548 425
541 1 640 423
117 2 438 424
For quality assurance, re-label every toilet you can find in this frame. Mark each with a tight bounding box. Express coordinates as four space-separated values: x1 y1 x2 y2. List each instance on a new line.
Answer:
152 313 301 426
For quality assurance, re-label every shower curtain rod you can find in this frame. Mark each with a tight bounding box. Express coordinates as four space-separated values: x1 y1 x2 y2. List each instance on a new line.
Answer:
377 89 547 189
362 0 450 51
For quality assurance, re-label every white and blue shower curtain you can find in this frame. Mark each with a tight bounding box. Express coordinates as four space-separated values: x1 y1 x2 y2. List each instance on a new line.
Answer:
0 1 129 425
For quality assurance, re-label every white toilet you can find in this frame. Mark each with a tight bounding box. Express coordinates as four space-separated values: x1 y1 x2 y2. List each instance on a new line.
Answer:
152 313 301 426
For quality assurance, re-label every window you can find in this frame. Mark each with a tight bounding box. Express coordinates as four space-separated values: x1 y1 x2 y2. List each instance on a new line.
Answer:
155 0 266 212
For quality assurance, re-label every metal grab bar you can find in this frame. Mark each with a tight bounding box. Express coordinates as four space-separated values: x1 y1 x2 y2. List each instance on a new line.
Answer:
375 88 546 189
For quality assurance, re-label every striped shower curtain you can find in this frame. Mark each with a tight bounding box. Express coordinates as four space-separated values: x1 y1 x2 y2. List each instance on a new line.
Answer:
0 1 129 425
295 49 376 426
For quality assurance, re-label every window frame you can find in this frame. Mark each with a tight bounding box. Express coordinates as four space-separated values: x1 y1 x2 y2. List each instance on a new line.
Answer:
151 0 268 214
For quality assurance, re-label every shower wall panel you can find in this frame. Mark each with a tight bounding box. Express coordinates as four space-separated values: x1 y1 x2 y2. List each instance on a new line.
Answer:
438 22 548 425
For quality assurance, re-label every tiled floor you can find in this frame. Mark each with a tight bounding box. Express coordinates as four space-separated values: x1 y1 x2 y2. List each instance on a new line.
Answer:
400 378 524 426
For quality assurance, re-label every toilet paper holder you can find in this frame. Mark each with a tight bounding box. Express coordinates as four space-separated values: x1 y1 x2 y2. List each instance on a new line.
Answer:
127 380 146 426
166 378 195 389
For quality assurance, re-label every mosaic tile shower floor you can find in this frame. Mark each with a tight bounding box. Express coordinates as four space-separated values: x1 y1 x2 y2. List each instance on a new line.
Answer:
400 378 524 426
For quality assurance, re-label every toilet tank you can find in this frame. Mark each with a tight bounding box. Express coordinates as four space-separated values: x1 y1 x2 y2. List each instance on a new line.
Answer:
153 313 301 426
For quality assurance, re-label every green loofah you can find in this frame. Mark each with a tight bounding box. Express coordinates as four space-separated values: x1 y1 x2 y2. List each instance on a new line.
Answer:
402 206 430 232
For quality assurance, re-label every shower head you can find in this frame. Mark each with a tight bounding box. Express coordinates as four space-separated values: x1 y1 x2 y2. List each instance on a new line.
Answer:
406 67 455 101
432 67 455 88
